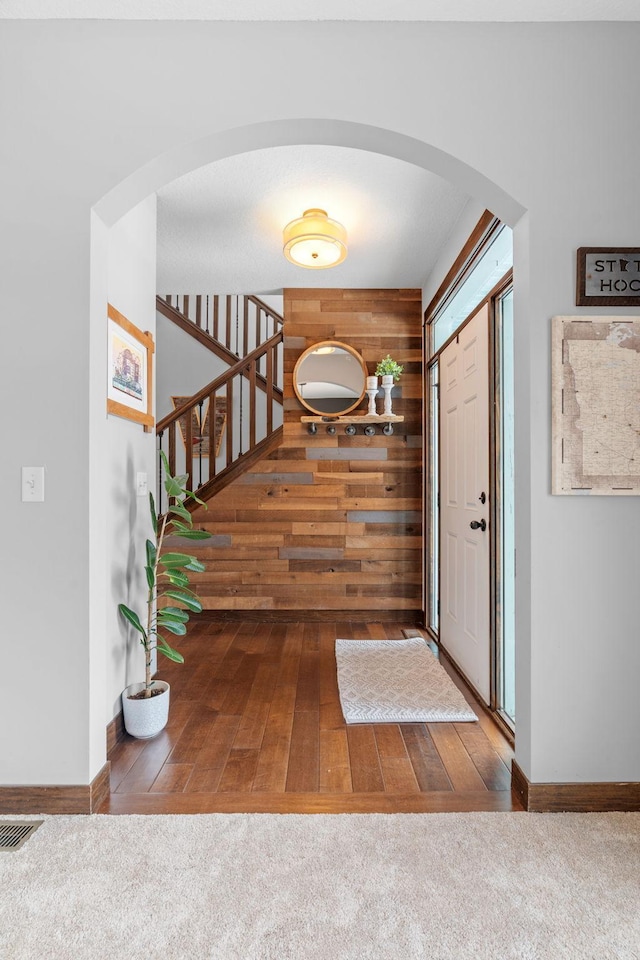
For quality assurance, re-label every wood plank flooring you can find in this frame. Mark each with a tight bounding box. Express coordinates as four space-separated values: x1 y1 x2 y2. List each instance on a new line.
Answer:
100 620 522 814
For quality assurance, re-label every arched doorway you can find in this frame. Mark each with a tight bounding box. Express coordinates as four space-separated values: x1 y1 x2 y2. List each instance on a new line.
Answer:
91 118 528 808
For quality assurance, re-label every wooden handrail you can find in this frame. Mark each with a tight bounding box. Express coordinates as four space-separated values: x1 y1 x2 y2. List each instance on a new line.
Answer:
156 297 240 368
156 293 285 507
160 293 283 356
157 296 283 404
246 295 284 327
156 329 283 433
155 329 284 509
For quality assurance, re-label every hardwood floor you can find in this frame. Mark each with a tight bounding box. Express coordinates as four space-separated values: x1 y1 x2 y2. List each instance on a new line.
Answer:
100 620 522 814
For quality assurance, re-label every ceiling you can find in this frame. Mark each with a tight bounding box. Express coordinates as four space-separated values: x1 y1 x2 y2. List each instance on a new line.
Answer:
156 145 469 295
2 0 639 19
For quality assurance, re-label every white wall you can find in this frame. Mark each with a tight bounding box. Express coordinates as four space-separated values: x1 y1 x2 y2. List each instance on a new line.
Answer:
421 199 486 311
105 198 158 724
156 311 226 421
88 197 158 780
1 20 639 788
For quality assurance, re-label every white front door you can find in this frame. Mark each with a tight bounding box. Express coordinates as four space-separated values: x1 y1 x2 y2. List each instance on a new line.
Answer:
439 303 490 703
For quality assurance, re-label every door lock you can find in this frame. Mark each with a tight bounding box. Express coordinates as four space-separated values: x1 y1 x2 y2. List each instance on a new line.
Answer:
479 491 486 504
470 519 487 532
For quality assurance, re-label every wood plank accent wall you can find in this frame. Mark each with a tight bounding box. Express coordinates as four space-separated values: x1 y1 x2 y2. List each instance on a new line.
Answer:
190 289 423 621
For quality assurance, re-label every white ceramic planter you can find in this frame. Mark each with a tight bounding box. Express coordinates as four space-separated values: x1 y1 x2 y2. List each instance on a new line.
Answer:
122 681 170 739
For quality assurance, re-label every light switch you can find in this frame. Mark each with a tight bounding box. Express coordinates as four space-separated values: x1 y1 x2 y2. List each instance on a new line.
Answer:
22 466 45 502
136 471 148 497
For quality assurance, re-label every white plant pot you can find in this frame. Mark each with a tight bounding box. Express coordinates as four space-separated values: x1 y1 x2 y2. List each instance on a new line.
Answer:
122 681 170 739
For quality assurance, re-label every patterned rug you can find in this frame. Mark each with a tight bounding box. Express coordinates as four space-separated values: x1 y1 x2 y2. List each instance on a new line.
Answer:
335 637 477 723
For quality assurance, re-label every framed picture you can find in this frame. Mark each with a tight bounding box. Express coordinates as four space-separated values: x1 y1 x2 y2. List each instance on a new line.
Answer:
171 396 227 457
551 316 640 495
576 247 640 306
107 303 154 431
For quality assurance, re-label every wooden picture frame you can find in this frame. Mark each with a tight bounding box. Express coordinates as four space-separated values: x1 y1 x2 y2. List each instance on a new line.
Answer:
551 316 640 495
106 303 154 432
576 247 640 306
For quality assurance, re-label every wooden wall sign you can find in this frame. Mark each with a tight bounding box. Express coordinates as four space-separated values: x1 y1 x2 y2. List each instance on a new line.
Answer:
576 247 640 306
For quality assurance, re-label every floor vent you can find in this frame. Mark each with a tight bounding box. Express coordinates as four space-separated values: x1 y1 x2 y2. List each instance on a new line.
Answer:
0 821 42 852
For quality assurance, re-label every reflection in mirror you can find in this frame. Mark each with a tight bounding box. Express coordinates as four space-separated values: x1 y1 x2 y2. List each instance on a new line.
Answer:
293 340 367 416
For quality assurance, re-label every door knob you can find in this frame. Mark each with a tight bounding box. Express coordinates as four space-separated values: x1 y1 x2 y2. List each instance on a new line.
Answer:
470 519 487 532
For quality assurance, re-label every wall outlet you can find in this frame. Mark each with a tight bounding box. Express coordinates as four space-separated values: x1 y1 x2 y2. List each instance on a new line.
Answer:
136 471 148 497
22 466 45 502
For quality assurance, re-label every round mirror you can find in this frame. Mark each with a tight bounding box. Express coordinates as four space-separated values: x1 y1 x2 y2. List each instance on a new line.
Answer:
293 340 368 416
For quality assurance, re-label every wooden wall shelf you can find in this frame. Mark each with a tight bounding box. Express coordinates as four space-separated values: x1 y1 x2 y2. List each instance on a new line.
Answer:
301 413 404 436
300 415 404 424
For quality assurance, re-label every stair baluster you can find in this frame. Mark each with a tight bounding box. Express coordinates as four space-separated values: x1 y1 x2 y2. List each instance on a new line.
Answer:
157 430 164 515
156 296 284 513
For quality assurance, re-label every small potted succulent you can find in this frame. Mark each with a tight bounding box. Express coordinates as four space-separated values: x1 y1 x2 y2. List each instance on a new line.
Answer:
118 450 211 739
375 355 403 416
375 354 404 384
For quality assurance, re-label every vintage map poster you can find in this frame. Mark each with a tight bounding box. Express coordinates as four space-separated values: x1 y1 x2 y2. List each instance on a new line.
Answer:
551 317 640 495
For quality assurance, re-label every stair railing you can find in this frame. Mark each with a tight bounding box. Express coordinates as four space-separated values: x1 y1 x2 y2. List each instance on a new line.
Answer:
161 294 282 361
155 328 283 513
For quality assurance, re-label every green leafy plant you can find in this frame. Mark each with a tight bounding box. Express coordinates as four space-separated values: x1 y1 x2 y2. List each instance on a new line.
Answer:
118 450 212 698
375 354 404 381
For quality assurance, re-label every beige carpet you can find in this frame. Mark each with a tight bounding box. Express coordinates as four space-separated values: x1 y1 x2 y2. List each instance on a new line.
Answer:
1 812 639 959
336 637 477 722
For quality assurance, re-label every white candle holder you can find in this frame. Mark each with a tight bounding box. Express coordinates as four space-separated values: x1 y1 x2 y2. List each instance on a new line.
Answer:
381 374 394 416
366 388 379 416
366 376 379 416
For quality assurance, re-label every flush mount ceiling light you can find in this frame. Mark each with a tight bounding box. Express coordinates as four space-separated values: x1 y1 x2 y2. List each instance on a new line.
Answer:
283 208 347 269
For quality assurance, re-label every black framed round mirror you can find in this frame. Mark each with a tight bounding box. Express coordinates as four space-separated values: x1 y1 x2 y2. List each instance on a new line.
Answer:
293 340 368 416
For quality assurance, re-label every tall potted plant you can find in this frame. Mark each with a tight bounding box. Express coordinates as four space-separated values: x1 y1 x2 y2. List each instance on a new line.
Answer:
118 450 211 738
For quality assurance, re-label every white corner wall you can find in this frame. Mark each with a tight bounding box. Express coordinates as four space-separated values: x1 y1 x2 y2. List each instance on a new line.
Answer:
105 198 158 726
88 196 158 781
421 199 487 311
1 19 639 789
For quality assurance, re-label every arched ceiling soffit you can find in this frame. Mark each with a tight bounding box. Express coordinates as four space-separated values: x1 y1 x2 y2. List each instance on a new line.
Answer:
95 119 526 293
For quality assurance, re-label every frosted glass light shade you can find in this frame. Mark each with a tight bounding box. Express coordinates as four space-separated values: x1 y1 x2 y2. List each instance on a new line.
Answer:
283 208 347 269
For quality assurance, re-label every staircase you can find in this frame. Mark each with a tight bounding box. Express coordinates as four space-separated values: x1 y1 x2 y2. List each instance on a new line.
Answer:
155 294 284 514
